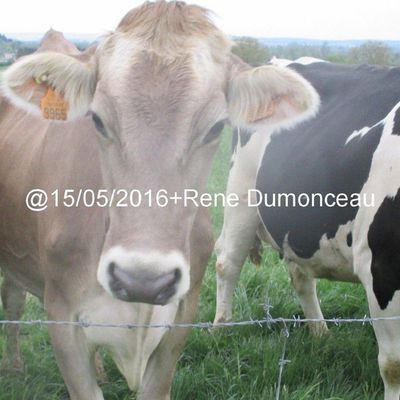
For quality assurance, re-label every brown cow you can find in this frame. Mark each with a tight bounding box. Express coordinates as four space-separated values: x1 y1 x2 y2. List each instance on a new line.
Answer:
0 2 319 399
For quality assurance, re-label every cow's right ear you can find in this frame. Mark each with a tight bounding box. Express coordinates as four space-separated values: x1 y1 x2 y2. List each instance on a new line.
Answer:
2 52 97 120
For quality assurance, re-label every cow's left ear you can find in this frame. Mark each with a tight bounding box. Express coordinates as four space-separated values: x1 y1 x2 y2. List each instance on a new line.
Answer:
2 52 97 120
227 64 320 130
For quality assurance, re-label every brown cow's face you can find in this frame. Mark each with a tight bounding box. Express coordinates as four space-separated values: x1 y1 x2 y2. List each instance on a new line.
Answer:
2 1 319 305
93 36 229 304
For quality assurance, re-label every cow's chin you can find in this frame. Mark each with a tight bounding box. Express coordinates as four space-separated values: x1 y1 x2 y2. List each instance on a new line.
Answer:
97 246 190 305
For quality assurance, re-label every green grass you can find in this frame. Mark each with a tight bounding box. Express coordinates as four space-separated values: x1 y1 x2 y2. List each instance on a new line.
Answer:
0 128 382 399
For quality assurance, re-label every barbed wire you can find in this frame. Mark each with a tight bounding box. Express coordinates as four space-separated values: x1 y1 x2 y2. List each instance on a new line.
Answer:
1 314 399 329
1 314 396 399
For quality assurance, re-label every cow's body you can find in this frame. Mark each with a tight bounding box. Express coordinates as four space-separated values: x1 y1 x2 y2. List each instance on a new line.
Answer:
0 2 319 399
214 58 400 399
0 29 213 398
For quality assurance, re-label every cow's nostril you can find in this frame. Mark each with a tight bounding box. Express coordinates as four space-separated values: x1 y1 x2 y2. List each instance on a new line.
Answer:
174 268 182 282
109 262 116 276
106 262 185 305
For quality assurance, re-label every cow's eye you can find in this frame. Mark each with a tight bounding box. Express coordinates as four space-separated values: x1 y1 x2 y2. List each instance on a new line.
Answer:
91 112 108 138
203 120 225 144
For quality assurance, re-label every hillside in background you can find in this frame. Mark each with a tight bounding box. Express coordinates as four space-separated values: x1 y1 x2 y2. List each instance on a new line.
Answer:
0 34 19 64
0 33 96 65
2 32 400 67
0 33 42 64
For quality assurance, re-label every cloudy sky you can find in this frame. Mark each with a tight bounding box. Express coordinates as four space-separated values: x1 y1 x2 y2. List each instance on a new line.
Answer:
1 0 400 40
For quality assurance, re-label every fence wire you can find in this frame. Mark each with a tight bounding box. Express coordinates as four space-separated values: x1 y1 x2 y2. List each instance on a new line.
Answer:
1 313 397 399
0 314 399 329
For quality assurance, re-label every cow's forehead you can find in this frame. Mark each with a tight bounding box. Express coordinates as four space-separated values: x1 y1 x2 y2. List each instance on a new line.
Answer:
93 36 229 135
97 37 226 94
95 1 231 85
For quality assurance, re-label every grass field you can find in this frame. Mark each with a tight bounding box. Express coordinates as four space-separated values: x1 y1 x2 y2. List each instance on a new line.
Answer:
0 128 382 399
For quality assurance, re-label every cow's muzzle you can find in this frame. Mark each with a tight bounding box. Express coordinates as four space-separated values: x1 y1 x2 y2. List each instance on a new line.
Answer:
97 247 190 305
108 262 181 304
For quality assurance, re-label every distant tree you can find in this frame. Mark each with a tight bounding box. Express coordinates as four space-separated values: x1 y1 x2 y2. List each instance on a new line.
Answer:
0 33 12 43
320 41 330 58
392 51 400 66
16 46 36 58
348 41 393 65
232 37 270 66
219 36 400 67
325 53 348 64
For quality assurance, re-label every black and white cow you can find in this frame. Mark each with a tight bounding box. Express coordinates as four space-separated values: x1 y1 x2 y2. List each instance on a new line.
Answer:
214 58 400 400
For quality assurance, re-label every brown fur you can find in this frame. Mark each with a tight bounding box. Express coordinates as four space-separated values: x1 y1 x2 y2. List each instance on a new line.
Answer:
383 359 400 386
36 29 80 55
127 51 194 131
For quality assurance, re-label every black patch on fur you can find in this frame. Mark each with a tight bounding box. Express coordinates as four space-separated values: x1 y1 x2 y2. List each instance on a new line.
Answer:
347 232 353 247
368 189 400 309
256 62 400 259
230 128 255 170
230 128 239 171
231 128 239 153
392 108 400 136
203 120 225 144
239 128 253 147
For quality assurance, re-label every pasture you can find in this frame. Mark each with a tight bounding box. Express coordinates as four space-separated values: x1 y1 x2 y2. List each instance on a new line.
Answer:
0 122 383 399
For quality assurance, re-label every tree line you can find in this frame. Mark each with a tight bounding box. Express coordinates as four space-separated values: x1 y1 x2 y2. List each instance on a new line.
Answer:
233 37 400 66
2 34 399 67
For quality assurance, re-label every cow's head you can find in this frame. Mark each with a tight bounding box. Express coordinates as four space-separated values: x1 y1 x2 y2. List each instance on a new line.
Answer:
2 1 319 305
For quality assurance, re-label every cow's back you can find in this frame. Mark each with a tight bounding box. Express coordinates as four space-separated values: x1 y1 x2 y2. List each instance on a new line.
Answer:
257 63 400 261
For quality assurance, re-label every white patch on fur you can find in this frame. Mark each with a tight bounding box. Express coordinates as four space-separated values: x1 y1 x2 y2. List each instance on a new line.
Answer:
352 102 400 281
254 137 357 282
269 56 293 67
97 35 140 86
281 221 358 282
269 56 328 67
97 246 190 304
345 122 383 145
1 52 96 120
293 56 328 65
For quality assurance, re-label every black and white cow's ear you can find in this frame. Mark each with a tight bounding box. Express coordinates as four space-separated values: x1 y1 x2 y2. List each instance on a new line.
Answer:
227 64 320 130
1 52 97 121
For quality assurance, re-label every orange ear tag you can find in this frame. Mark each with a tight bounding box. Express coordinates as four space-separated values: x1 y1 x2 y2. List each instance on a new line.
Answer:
40 88 69 120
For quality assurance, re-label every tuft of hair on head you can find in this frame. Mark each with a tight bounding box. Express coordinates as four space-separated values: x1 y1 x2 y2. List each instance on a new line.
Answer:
113 0 232 63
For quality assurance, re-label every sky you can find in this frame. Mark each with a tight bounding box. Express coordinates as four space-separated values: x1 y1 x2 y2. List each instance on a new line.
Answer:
1 0 400 41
